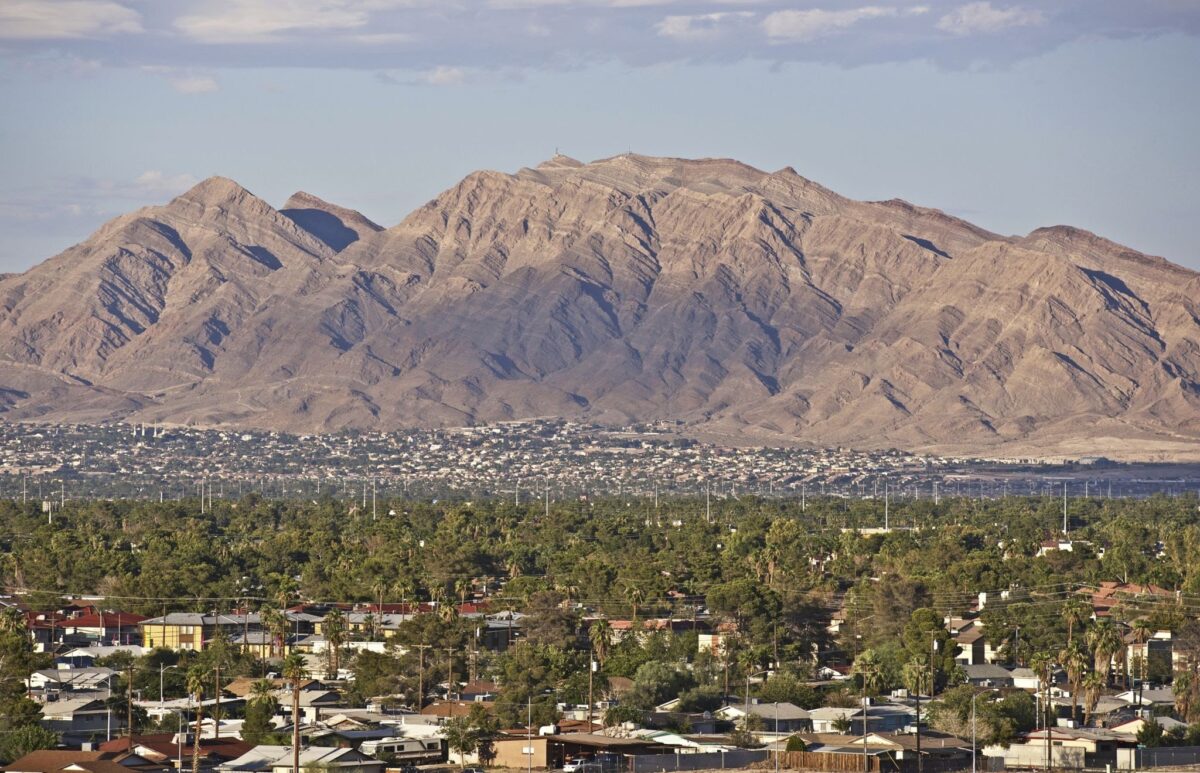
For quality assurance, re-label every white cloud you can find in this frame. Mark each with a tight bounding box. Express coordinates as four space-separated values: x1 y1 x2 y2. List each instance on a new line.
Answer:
656 11 753 41
936 2 1045 35
763 6 896 42
134 170 201 195
176 0 370 43
168 75 219 93
0 0 142 40
348 31 414 44
420 65 467 85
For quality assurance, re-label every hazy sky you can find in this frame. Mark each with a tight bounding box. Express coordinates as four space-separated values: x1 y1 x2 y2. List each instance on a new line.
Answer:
1 0 1198 272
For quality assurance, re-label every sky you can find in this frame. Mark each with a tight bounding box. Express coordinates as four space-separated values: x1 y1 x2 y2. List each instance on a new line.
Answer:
1 1 1198 273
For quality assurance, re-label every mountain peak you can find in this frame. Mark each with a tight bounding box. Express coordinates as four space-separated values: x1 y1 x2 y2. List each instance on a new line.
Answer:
174 176 256 206
280 190 383 253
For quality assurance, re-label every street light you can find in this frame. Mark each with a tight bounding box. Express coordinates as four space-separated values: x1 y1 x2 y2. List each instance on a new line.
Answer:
161 663 179 703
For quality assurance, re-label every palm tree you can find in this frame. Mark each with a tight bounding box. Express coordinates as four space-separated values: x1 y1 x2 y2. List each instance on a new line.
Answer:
623 583 645 620
281 653 309 773
1082 671 1104 727
261 608 290 659
1058 643 1088 724
454 578 472 607
1029 653 1054 732
1086 620 1123 685
1061 599 1091 649
589 618 613 669
322 608 347 680
1130 620 1153 699
248 678 278 709
271 573 299 611
185 666 207 773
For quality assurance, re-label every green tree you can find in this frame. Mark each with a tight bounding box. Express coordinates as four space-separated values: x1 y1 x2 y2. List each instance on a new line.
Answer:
444 716 476 767
0 724 58 765
243 679 279 746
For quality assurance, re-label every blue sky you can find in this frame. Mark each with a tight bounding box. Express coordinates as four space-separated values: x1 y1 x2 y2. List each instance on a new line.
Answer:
1 1 1198 273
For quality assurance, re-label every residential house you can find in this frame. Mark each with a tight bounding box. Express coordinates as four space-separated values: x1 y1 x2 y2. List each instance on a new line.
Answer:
715 703 811 733
1109 715 1189 739
1114 686 1177 707
139 613 258 652
57 645 148 669
962 664 1015 687
29 667 117 695
808 704 914 734
218 746 385 773
39 695 121 744
55 611 148 646
797 731 972 767
98 733 254 771
2 751 118 773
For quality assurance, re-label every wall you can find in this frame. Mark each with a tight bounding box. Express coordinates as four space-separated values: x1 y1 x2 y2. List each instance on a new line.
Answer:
625 750 768 772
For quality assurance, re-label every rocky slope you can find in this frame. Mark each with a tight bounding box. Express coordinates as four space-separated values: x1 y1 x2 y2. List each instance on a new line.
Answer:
1 154 1197 460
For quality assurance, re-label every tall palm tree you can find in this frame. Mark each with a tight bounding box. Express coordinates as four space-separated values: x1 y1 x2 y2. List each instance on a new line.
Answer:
623 583 645 620
1130 620 1154 698
1029 653 1054 731
281 652 310 773
1061 599 1091 649
1081 671 1104 727
454 578 472 606
261 608 290 659
1086 620 1123 685
1058 643 1088 724
185 666 207 773
322 608 347 680
589 618 613 669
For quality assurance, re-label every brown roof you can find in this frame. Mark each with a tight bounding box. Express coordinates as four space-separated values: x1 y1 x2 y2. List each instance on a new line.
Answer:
99 734 252 762
3 752 115 773
224 676 320 697
420 700 495 718
66 762 137 773
460 680 497 693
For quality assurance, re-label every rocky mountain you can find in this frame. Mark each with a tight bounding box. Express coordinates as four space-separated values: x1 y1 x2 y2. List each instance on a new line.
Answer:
1 154 1198 460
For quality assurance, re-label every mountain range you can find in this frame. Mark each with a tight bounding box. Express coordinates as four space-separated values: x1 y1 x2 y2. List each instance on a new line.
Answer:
1 154 1198 460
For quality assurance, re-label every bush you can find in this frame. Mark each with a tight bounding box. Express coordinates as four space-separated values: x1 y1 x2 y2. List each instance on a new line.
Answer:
785 736 808 752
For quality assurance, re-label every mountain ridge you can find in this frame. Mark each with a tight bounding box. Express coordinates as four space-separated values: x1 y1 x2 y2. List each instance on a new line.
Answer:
1 154 1197 461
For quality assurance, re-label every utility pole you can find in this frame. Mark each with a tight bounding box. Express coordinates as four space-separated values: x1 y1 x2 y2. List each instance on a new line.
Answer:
527 696 533 773
445 648 455 701
415 644 431 709
372 477 377 521
706 481 711 523
884 480 889 531
588 646 595 728
126 664 134 739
